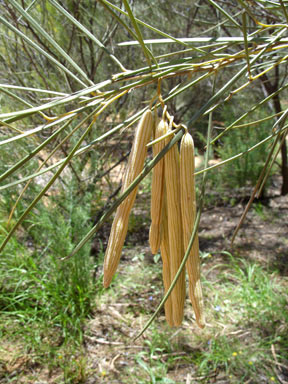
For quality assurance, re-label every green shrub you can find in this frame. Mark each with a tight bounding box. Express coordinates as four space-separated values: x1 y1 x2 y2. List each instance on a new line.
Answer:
209 108 274 192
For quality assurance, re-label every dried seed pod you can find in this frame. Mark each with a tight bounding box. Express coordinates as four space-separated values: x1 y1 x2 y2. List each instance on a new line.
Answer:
103 110 153 288
160 183 174 326
165 131 185 327
180 132 205 328
149 118 167 254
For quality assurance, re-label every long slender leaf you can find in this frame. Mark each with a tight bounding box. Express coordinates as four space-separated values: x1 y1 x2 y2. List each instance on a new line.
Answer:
207 0 241 28
0 15 87 88
17 0 38 21
122 0 155 67
231 123 288 244
188 28 287 125
0 114 76 146
0 108 96 254
9 0 93 86
0 118 73 184
118 37 288 46
257 127 288 197
100 0 207 55
8 117 87 224
0 88 128 252
48 0 126 71
195 124 288 177
0 107 149 190
0 86 48 121
0 83 108 122
0 83 69 97
210 82 288 144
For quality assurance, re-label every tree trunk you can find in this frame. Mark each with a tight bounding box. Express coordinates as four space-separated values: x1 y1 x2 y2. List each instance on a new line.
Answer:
272 93 288 195
280 135 288 195
261 72 288 195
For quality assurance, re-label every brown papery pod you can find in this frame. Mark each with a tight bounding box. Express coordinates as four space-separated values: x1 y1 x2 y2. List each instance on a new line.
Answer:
149 118 167 254
103 110 153 288
160 181 174 327
164 130 185 326
180 132 205 328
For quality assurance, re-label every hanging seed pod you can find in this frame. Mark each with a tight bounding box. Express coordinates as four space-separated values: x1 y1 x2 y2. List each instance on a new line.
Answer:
160 182 174 327
180 132 205 328
149 118 167 254
164 130 185 327
103 110 153 288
